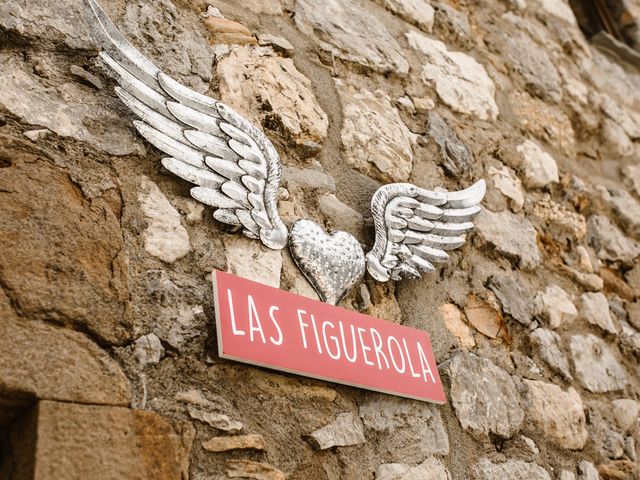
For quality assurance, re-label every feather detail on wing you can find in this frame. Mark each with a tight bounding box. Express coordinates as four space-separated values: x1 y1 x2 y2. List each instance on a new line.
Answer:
366 180 486 282
85 0 288 249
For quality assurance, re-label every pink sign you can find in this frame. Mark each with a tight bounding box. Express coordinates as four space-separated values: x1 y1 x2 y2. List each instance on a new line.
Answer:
213 270 446 404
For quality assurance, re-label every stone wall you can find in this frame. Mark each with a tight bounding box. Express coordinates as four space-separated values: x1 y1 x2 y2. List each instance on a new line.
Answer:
1 0 640 478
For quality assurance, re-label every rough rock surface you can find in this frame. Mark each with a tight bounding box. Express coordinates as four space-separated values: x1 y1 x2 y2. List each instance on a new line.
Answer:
580 292 618 334
516 140 559 189
587 215 640 265
4 0 640 477
0 137 130 344
378 0 435 32
217 46 328 157
569 334 628 392
295 0 409 74
359 396 449 459
10 400 191 480
0 54 141 156
612 399 640 432
522 380 588 450
0 316 131 406
224 236 283 288
377 457 451 480
476 210 542 269
531 328 573 380
474 459 551 480
448 352 524 438
407 31 499 120
308 412 365 450
536 285 577 329
337 81 416 182
138 176 191 264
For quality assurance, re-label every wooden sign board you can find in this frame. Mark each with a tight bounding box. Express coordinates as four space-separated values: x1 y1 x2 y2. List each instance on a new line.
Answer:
213 270 446 404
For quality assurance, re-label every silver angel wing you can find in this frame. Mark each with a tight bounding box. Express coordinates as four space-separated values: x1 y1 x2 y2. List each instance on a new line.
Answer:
85 0 288 249
366 180 486 282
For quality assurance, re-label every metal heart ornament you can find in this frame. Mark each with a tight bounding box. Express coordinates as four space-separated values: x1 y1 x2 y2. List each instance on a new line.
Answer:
289 220 365 305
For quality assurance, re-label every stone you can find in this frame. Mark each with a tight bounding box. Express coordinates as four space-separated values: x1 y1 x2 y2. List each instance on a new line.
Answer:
464 294 503 339
627 301 640 329
173 197 205 224
560 471 577 480
295 0 409 74
440 303 476 348
377 457 451 480
23 129 50 141
612 399 640 432
0 1 92 49
307 412 365 450
509 90 575 156
587 215 640 265
407 32 498 120
488 273 536 327
9 400 190 480
619 320 640 358
226 460 285 480
337 82 416 183
119 0 213 93
0 137 130 344
601 119 634 158
474 459 551 480
516 140 559 189
378 0 435 32
580 292 618 334
132 333 165 366
69 65 103 90
597 460 638 479
359 396 449 459
317 194 365 237
413 96 436 111
533 0 579 24
225 236 283 288
476 209 541 269
0 316 131 406
447 352 524 438
533 198 587 244
500 31 562 103
242 0 283 15
625 436 636 461
576 245 595 273
569 334 628 392
138 176 191 263
217 46 328 157
257 34 295 56
599 95 640 140
522 380 588 450
433 2 473 47
187 407 243 433
577 461 599 480
600 267 635 301
604 430 625 459
203 17 256 45
428 111 473 180
623 164 640 198
511 352 542 380
175 389 217 409
489 164 525 212
282 165 336 192
202 434 266 452
562 266 604 292
530 328 573 380
536 285 577 329
607 188 640 240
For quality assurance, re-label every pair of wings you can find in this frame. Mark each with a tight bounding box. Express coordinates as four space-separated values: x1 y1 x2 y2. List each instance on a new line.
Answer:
86 0 485 283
